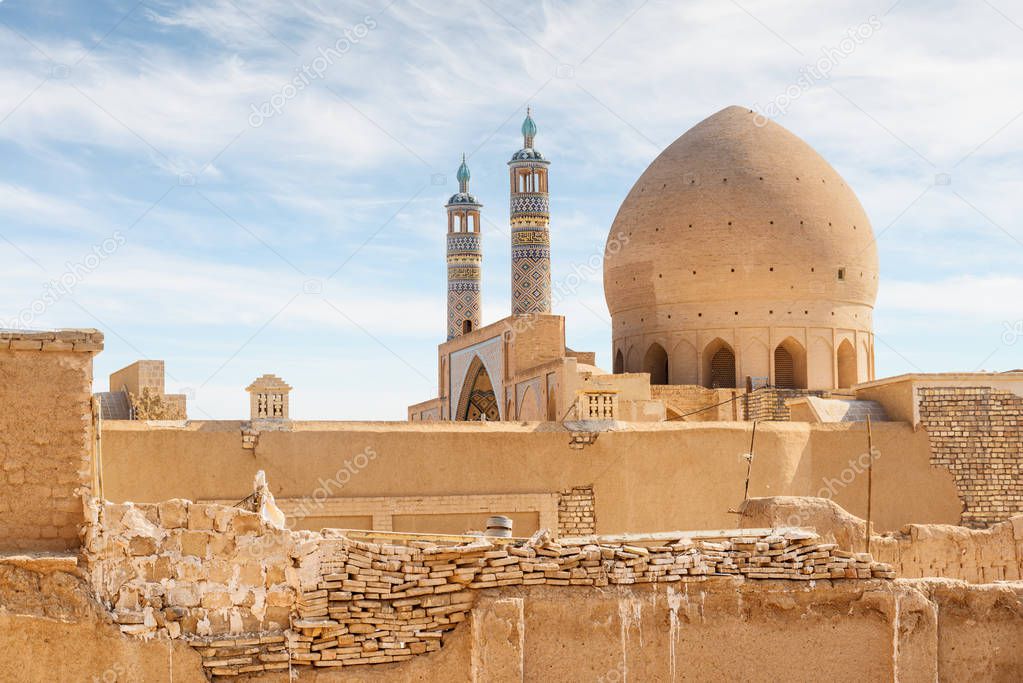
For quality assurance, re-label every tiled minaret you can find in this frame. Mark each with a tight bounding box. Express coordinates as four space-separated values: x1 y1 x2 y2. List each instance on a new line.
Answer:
445 154 483 340
509 108 552 314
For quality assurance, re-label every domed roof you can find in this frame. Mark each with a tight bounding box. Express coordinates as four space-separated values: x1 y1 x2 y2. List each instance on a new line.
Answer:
604 106 878 320
446 191 480 206
510 147 546 161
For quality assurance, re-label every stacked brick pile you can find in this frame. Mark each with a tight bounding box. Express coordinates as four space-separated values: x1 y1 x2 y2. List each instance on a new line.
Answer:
189 528 894 675
918 386 1023 527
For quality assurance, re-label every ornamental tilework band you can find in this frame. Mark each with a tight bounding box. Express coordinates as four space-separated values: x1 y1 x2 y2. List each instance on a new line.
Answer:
447 233 481 252
512 256 552 314
448 266 481 280
510 193 550 216
511 229 550 247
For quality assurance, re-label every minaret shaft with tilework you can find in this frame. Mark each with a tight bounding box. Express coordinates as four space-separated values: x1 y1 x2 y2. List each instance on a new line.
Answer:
445 155 483 341
509 108 552 314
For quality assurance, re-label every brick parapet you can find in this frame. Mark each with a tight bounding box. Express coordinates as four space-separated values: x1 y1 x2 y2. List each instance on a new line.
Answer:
0 328 104 353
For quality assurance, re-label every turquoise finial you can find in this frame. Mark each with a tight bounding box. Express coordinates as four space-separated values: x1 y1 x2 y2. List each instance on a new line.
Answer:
521 107 537 144
456 153 470 191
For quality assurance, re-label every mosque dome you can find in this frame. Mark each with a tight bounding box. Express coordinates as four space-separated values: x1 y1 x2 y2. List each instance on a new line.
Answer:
603 106 879 391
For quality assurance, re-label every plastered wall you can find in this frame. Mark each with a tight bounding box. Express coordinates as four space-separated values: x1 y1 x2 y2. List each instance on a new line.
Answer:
100 420 962 534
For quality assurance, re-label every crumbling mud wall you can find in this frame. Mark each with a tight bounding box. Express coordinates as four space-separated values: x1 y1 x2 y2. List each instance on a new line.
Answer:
81 496 910 678
6 537 1023 681
81 498 308 643
0 554 204 682
741 496 1023 584
0 329 102 551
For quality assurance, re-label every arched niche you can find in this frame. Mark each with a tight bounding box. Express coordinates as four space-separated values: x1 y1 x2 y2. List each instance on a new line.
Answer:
643 342 669 385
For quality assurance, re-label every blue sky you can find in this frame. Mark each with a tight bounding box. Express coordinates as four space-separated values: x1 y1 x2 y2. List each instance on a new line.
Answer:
0 0 1021 419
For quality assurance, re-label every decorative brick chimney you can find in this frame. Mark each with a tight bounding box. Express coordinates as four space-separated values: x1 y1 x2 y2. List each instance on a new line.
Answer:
246 374 292 420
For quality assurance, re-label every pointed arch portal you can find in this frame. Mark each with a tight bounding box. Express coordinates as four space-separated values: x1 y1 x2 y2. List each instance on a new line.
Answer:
457 357 500 421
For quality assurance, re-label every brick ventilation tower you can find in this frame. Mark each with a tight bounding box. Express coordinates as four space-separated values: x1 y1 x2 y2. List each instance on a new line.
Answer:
509 108 552 314
446 154 483 340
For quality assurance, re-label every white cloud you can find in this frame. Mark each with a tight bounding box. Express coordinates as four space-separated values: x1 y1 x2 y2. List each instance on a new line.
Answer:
1 0 1021 416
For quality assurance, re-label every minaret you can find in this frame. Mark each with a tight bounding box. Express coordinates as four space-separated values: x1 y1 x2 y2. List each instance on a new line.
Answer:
445 154 483 340
508 107 552 314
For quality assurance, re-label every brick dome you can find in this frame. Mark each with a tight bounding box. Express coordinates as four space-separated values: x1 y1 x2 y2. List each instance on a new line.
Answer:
603 106 879 390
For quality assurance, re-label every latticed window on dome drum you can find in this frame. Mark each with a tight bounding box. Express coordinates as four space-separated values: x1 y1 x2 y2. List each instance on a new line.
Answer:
710 347 736 388
774 346 796 389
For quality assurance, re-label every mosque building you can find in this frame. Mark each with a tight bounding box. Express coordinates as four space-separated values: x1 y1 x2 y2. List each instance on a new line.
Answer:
410 105 883 422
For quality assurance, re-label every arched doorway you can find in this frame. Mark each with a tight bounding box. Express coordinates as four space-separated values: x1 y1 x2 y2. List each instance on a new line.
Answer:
643 342 669 385
614 349 624 374
774 337 807 389
702 339 736 389
837 340 857 389
457 357 500 421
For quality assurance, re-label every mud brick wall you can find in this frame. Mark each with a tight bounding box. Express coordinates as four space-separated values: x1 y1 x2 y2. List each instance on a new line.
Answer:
746 388 826 421
0 329 103 551
651 385 734 421
871 516 1023 584
558 486 595 536
918 387 1023 528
